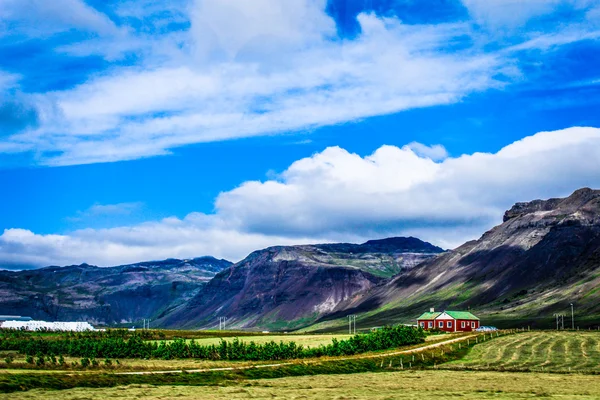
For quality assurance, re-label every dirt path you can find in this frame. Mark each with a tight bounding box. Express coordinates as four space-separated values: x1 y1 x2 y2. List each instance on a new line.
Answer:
116 333 489 376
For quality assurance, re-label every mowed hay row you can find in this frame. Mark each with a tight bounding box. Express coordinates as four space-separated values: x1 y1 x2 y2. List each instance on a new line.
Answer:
444 331 600 373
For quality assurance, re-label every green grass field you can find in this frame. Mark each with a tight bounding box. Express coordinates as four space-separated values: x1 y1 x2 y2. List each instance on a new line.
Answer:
6 330 600 398
148 334 354 347
444 331 600 373
5 370 600 399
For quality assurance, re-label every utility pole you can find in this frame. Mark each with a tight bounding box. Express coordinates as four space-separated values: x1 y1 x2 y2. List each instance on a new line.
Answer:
570 303 575 330
348 315 357 334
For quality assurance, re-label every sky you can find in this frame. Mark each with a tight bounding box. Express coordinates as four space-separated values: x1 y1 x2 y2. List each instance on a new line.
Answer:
1 0 600 269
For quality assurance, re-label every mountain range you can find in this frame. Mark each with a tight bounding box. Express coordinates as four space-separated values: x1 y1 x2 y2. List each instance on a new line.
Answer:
0 257 231 325
2 188 599 330
311 187 600 330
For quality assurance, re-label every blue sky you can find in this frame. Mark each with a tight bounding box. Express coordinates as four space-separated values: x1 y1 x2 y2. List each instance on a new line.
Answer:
1 0 600 268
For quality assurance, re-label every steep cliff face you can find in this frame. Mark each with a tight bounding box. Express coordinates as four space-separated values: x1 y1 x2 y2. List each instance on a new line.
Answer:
324 188 600 329
0 257 232 325
160 237 442 329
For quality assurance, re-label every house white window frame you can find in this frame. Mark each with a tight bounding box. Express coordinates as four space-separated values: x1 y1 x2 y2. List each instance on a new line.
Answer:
420 322 425 328
447 321 452 328
428 321 432 328
471 321 476 328
438 321 443 328
461 321 465 328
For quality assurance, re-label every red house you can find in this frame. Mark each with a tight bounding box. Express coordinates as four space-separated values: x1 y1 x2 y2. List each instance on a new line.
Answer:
417 308 480 332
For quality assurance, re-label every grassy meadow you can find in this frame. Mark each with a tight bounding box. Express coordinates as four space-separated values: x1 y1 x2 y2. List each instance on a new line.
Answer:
444 331 600 373
3 329 600 398
5 370 600 400
147 334 354 347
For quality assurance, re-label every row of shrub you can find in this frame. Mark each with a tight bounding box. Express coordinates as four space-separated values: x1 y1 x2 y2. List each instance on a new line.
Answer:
0 325 425 361
0 328 164 340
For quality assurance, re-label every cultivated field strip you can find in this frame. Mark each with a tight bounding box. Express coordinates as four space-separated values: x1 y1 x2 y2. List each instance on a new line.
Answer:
7 370 600 400
115 333 485 376
445 331 600 373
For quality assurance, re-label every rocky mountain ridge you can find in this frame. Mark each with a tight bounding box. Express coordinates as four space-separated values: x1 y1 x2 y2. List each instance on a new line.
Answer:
0 257 232 325
314 188 600 330
159 237 444 329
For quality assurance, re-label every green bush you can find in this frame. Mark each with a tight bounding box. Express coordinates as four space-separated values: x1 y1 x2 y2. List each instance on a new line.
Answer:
1 325 425 362
35 355 45 366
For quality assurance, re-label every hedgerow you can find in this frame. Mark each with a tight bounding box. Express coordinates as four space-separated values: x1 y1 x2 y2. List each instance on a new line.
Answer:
0 325 425 361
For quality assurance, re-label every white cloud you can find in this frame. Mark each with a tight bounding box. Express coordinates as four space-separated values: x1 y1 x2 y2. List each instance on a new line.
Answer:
2 127 600 268
1 0 598 165
0 1 505 166
191 0 335 62
215 126 600 244
0 219 323 268
0 0 120 37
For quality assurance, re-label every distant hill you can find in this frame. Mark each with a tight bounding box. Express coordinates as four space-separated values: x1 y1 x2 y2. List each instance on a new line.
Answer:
0 257 232 325
314 188 600 330
159 237 444 329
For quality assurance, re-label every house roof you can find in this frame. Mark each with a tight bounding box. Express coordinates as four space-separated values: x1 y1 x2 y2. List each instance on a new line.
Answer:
417 312 441 320
443 311 479 321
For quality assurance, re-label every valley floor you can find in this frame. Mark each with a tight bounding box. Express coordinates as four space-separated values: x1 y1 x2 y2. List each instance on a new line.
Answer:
3 331 600 399
5 370 600 400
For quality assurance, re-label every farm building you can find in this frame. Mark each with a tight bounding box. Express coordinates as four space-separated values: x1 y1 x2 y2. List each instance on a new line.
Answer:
417 308 479 332
0 320 96 332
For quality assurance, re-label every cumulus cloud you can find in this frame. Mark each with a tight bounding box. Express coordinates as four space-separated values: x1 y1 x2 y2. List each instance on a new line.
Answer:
216 127 600 245
2 127 600 268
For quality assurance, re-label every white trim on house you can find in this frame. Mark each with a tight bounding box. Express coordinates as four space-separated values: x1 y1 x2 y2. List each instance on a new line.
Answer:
437 312 456 331
435 312 454 320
